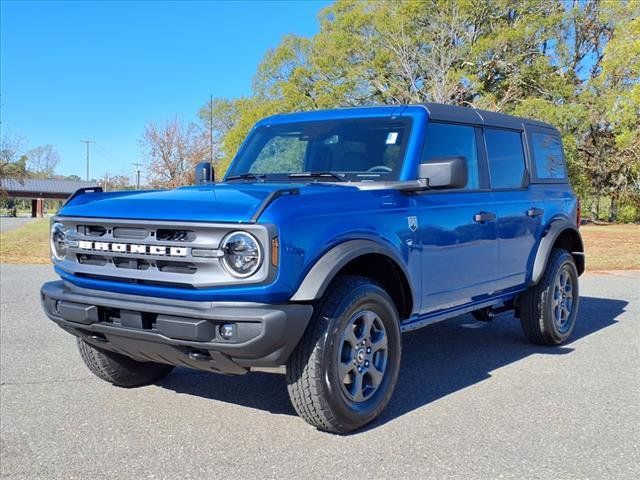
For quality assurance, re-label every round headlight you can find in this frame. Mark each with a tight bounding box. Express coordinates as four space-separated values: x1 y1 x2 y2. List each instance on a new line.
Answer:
50 222 67 261
220 231 262 278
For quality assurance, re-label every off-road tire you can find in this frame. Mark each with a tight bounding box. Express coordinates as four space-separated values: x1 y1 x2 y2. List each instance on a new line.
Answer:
286 275 402 433
520 248 579 346
77 338 174 387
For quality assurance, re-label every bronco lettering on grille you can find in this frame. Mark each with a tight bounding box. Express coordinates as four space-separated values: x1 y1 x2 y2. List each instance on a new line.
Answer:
77 241 187 257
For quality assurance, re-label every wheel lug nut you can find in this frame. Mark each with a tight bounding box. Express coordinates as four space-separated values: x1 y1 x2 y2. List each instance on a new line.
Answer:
358 366 362 372
366 347 371 353
365 361 369 367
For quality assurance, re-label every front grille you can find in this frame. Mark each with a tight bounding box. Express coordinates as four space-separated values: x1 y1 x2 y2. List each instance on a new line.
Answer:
156 229 195 242
75 273 198 289
156 260 197 274
113 257 150 270
77 254 108 266
78 225 106 237
113 227 148 239
55 217 272 288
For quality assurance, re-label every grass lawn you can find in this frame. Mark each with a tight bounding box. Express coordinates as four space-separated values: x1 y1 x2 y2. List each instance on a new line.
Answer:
578 224 640 271
0 219 51 264
0 219 638 270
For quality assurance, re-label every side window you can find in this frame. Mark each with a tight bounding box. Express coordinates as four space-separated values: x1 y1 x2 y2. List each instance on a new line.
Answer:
250 136 307 174
422 123 479 189
484 128 526 189
531 131 566 179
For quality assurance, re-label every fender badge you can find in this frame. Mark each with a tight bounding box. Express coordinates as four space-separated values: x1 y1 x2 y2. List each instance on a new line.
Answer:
407 216 418 232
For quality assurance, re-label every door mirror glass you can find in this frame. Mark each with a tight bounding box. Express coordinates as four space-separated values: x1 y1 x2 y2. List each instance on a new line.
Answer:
418 156 468 189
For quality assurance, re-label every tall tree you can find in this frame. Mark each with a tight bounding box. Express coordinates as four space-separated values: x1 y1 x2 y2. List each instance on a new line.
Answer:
25 145 60 178
139 119 209 188
199 0 639 221
0 133 27 181
589 2 640 220
99 173 131 192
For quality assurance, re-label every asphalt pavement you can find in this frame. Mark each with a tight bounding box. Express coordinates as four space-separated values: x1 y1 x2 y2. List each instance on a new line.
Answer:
1 264 638 479
0 217 35 234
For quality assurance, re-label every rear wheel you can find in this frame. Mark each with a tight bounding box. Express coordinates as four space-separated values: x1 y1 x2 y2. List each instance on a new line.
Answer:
286 276 402 433
520 248 579 345
77 338 174 387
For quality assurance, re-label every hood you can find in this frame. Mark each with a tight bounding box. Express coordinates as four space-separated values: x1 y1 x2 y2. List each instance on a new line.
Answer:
59 182 356 223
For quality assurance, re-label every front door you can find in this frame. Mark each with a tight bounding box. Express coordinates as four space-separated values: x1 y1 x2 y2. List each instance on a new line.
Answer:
413 191 498 312
414 122 498 313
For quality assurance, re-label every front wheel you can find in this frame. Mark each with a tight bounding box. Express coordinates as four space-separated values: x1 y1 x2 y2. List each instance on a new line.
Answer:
520 248 580 345
286 276 402 433
77 338 174 387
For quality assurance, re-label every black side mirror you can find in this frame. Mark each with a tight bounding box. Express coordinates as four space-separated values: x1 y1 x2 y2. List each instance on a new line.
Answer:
418 156 468 189
195 162 214 185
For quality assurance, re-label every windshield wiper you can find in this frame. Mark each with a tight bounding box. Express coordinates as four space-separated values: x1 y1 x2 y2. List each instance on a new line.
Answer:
225 173 266 181
288 171 346 182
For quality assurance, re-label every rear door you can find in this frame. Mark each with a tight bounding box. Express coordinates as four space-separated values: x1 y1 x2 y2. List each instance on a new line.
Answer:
483 128 542 291
413 122 498 313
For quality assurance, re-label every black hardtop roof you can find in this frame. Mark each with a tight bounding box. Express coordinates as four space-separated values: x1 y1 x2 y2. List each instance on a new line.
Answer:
421 102 556 131
265 103 558 132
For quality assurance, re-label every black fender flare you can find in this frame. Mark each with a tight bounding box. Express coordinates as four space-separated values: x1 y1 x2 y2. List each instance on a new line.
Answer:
530 218 585 285
290 239 415 305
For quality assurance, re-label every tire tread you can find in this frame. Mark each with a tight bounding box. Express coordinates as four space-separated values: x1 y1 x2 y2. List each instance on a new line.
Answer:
287 276 393 433
520 248 578 346
77 338 173 387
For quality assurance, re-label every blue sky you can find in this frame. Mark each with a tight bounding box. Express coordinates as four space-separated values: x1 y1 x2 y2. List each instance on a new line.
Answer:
1 0 328 180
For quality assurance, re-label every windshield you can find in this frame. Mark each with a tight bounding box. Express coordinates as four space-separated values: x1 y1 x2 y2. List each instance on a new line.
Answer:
226 117 411 182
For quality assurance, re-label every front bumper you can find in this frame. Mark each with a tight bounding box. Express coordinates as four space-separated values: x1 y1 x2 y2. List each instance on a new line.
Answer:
41 281 313 375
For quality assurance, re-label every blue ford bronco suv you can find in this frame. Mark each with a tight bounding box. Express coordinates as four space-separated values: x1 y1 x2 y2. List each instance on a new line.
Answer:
41 104 584 433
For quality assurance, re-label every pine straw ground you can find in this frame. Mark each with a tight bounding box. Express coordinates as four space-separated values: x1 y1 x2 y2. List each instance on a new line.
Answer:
0 219 638 270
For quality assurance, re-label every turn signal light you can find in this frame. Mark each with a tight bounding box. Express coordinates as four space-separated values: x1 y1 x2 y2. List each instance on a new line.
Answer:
271 237 279 267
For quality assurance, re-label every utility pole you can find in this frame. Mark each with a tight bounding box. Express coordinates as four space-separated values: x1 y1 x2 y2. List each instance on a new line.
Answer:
80 140 94 181
132 162 143 190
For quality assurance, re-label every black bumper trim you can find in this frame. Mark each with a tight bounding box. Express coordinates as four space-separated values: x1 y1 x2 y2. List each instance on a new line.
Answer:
41 281 313 374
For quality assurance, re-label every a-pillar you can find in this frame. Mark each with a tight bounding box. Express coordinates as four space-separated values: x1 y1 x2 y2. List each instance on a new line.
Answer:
31 198 44 218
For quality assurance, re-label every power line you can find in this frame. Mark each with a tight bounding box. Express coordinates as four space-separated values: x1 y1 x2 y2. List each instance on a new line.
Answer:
92 142 114 164
80 140 94 181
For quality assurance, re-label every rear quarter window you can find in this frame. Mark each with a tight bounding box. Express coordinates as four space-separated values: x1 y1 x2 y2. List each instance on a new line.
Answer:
484 128 526 189
531 131 567 180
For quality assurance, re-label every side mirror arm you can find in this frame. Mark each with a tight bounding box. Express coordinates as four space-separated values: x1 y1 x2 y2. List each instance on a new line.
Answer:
393 180 431 194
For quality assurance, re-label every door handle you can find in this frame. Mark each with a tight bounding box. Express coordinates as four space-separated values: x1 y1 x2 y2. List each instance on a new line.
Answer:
473 211 496 223
526 207 544 218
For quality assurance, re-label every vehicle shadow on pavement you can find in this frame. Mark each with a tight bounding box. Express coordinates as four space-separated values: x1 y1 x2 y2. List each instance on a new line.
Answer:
157 295 627 427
